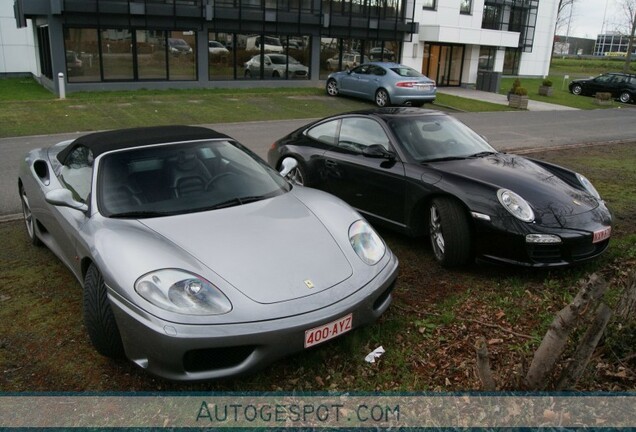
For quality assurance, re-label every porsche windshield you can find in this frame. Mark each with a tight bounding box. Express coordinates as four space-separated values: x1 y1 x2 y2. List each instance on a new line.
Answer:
388 115 497 162
97 140 289 218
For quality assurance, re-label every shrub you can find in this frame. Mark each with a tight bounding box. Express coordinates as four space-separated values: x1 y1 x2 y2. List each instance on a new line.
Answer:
514 86 528 96
542 79 553 87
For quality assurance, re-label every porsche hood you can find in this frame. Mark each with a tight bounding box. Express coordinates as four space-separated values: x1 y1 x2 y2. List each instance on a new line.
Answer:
139 192 353 304
432 153 599 217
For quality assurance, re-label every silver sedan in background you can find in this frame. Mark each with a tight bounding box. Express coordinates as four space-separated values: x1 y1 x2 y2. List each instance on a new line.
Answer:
17 125 398 381
326 62 436 107
244 54 309 79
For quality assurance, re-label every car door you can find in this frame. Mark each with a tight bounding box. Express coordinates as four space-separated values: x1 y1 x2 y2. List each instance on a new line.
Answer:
355 65 386 97
322 116 407 226
338 64 370 97
587 74 616 95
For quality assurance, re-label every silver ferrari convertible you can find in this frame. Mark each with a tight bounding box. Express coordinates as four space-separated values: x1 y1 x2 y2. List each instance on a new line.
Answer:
17 125 398 381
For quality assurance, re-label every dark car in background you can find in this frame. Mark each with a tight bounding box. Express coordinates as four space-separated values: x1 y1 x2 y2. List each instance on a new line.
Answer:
568 72 636 103
268 108 613 268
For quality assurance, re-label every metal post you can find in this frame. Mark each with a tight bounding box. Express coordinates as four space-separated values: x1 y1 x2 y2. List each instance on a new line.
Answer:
58 72 66 99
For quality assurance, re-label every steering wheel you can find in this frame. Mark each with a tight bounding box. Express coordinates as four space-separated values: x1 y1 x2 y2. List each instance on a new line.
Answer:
205 172 239 190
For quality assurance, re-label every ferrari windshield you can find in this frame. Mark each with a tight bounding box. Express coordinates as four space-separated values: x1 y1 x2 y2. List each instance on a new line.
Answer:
97 140 289 218
388 115 497 162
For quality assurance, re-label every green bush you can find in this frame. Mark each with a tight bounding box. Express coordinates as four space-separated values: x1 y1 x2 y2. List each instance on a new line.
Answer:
514 86 528 96
542 79 553 87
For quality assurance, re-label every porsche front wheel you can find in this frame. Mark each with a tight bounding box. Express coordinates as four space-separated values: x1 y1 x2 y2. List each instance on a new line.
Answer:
20 186 41 246
428 198 471 267
84 264 125 358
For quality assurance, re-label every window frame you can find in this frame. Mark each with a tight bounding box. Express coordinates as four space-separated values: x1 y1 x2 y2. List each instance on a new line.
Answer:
422 0 436 10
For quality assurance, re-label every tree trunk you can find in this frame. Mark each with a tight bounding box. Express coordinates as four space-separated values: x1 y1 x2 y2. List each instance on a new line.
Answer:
525 274 608 390
615 270 636 321
475 337 496 391
556 303 612 390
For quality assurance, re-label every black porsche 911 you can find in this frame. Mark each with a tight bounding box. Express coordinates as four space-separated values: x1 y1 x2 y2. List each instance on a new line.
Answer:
267 108 613 268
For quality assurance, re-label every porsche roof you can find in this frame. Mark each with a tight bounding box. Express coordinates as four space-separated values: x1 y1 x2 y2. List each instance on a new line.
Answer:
57 125 229 164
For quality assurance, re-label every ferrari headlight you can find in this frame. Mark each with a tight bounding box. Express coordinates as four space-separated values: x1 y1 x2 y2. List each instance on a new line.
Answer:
576 173 601 199
135 269 231 315
497 189 535 222
349 220 385 265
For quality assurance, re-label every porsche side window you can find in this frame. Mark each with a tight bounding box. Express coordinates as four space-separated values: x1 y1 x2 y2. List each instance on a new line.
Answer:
306 120 339 146
60 145 93 202
338 118 390 152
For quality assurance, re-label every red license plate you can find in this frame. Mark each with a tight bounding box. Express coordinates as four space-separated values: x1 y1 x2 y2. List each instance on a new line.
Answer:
593 227 611 243
304 313 352 348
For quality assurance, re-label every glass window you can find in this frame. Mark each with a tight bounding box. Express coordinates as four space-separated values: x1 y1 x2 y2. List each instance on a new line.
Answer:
422 0 435 10
64 28 100 82
208 32 233 80
460 0 471 14
101 29 134 80
339 118 390 152
168 31 196 81
137 30 167 80
307 120 340 145
60 146 94 202
242 35 310 80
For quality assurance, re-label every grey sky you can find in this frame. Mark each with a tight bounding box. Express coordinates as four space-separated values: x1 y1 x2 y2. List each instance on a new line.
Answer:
565 0 631 39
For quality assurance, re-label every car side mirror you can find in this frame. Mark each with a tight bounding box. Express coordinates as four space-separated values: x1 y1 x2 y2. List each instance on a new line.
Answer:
279 157 298 178
45 189 88 212
363 144 395 160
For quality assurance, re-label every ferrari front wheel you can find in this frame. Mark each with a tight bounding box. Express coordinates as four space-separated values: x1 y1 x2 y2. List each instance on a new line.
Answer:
20 186 41 246
84 264 125 358
428 197 471 267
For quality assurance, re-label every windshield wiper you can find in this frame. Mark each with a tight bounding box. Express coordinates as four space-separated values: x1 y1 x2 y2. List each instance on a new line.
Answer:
467 151 498 158
207 195 268 210
420 156 468 163
109 211 171 219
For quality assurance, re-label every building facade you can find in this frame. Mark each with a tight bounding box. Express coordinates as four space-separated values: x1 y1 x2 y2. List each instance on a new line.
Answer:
13 0 417 94
401 0 558 89
12 0 557 94
594 32 636 57
1 0 37 76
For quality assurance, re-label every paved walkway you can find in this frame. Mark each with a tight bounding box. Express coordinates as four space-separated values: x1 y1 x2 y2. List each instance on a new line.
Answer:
437 87 579 111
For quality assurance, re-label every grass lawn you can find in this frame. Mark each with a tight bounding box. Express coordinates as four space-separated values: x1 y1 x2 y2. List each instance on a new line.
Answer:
0 77 510 138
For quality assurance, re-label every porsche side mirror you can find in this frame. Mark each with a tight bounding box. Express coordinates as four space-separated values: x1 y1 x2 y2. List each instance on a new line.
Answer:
279 157 298 178
363 144 395 160
45 189 88 212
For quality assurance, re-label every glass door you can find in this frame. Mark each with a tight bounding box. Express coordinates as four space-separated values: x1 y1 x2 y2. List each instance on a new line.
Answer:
422 43 464 86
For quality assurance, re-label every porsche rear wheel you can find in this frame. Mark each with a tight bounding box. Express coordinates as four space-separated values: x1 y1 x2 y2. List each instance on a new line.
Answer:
281 158 307 186
429 198 472 267
84 264 125 358
20 186 42 246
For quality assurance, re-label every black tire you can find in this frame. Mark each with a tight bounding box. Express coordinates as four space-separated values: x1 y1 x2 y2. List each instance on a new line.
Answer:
571 84 582 96
375 88 390 107
83 264 125 358
19 186 42 246
326 79 339 96
428 197 472 267
619 91 632 104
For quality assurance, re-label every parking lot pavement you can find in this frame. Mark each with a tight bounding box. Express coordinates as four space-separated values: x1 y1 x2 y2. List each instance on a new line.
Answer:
2 109 635 217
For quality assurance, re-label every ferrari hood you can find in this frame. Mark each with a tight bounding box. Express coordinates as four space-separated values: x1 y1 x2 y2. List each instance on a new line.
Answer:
139 192 353 304
432 154 599 218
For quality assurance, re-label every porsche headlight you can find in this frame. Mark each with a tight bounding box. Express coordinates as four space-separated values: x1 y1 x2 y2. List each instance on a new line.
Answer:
576 173 601 199
135 269 231 315
497 189 535 222
349 220 385 265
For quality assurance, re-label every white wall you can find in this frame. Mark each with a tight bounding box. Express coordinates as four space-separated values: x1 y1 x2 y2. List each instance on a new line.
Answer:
517 0 559 77
0 0 37 74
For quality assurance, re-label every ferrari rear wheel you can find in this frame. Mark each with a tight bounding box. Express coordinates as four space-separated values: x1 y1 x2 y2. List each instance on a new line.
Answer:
20 186 42 246
84 264 125 359
429 197 471 267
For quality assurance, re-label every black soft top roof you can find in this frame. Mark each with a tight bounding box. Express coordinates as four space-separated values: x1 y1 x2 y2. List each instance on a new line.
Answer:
57 125 230 164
